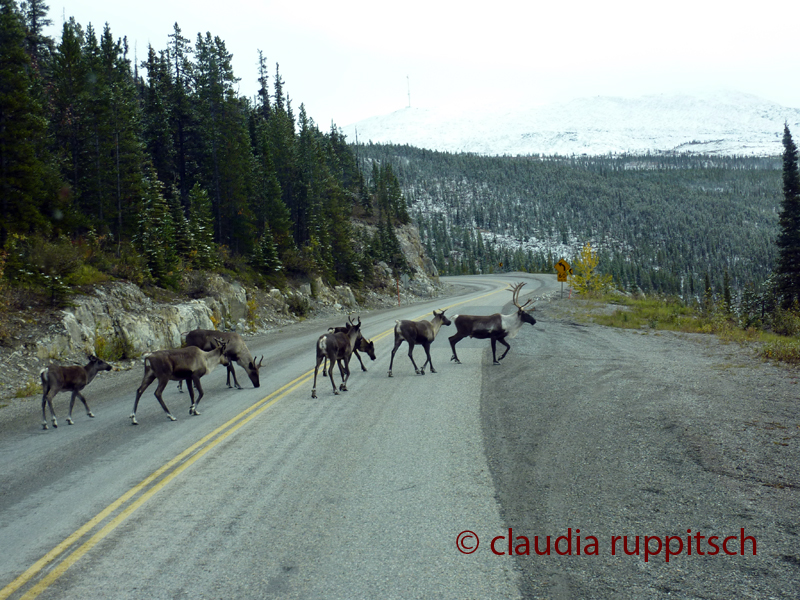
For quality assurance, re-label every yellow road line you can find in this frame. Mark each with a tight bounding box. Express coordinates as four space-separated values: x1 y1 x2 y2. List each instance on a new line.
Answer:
1 279 509 599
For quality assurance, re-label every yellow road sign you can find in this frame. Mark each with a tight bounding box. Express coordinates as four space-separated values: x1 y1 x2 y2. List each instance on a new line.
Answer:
554 258 573 282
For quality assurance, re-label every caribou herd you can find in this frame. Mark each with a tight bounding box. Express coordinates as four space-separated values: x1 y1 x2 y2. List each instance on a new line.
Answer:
36 282 537 429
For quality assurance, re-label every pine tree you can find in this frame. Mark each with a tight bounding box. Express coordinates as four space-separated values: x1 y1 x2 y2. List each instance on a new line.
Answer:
775 124 800 309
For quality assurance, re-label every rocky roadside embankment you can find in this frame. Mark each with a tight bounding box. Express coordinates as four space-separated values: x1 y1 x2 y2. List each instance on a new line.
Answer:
0 224 443 409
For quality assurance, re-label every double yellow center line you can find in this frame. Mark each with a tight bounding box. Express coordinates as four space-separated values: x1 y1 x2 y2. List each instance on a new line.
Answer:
1 282 507 599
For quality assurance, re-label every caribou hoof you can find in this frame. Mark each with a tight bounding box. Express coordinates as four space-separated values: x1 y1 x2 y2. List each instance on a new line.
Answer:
42 423 48 430
167 414 177 422
451 356 461 364
339 384 348 392
387 371 393 377
493 360 501 365
416 369 424 375
361 367 368 372
67 418 74 425
130 415 138 425
312 389 318 398
333 389 339 395
88 412 95 418
430 367 437 373
52 419 58 428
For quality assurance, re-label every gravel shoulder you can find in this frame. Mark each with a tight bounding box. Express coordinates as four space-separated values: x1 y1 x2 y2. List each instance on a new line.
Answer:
481 296 800 599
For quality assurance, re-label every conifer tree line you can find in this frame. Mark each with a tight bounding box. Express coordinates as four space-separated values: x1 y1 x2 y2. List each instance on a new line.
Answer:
355 143 784 300
0 0 410 298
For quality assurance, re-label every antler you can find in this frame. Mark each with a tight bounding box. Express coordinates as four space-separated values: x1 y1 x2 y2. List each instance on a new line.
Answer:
507 282 533 310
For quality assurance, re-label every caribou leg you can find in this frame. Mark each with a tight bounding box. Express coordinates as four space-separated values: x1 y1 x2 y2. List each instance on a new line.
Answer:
406 342 424 375
421 342 435 374
189 377 204 415
338 358 351 392
226 362 242 390
449 332 466 364
153 379 178 421
497 336 512 361
42 388 58 430
388 338 404 377
312 355 324 398
353 350 367 372
329 358 340 395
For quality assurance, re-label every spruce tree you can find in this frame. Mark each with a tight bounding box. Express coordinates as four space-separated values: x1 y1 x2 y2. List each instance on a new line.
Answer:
188 183 217 269
0 0 52 244
775 124 800 309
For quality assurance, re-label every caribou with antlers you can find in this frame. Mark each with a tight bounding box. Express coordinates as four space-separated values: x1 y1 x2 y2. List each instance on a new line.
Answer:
321 319 376 377
449 282 536 365
312 317 362 398
388 309 451 377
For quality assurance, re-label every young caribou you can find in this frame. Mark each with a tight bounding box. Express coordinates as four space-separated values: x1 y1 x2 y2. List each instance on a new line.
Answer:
312 318 362 398
39 355 112 430
449 282 537 365
388 309 451 377
130 339 229 424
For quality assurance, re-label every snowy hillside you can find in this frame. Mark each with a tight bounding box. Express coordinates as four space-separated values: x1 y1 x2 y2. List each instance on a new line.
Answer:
341 91 800 157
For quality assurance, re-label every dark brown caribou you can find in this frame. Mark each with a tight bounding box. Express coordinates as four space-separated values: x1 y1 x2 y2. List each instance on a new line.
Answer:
181 329 263 390
388 309 451 377
311 317 362 398
130 339 229 424
321 320 376 377
449 282 536 365
39 355 112 430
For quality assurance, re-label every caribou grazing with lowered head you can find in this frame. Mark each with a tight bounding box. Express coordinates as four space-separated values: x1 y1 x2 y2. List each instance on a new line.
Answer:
39 355 112 430
312 317 362 398
180 329 263 390
388 309 451 377
449 282 536 365
130 339 229 424
321 319 376 377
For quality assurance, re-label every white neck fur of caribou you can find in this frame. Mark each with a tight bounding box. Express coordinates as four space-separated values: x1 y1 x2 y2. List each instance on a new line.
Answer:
449 282 536 365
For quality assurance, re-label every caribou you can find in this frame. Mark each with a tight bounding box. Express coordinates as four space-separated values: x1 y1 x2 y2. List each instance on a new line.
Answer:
311 317 362 398
39 355 112 430
388 309 451 377
130 339 229 424
181 329 263 390
449 282 537 365
321 320 376 377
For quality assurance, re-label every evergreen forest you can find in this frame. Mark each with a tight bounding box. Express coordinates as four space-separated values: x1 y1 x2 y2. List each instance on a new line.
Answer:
0 0 411 310
356 144 782 298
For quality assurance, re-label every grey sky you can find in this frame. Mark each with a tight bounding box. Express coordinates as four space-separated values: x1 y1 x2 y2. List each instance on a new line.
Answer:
46 0 800 130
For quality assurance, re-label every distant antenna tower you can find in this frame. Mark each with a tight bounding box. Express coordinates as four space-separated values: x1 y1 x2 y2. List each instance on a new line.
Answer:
407 75 411 108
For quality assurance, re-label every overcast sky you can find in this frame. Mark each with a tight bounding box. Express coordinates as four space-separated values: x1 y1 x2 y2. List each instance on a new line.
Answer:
45 0 800 129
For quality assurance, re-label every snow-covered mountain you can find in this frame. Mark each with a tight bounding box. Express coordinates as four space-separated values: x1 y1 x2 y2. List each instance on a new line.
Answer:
342 90 800 157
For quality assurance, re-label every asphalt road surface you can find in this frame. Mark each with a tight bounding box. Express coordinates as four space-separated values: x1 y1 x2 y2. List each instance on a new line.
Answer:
482 297 800 599
0 273 552 600
2 274 798 599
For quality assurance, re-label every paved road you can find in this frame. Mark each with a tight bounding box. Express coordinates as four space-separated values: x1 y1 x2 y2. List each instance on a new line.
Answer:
482 297 800 599
0 273 553 600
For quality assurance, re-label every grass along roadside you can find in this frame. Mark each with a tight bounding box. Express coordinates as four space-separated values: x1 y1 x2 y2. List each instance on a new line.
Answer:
564 293 800 365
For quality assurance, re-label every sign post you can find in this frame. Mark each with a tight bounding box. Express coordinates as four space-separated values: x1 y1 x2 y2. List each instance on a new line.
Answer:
554 259 573 299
